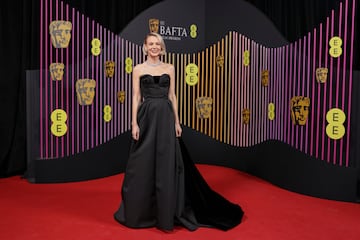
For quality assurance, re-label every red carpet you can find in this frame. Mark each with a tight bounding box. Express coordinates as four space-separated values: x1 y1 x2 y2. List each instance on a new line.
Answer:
1 164 359 240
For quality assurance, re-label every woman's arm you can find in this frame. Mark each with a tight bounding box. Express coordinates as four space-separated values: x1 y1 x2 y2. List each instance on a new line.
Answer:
168 64 182 137
131 65 142 140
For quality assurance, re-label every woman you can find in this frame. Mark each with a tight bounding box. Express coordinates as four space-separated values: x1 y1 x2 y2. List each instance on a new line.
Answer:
114 32 243 232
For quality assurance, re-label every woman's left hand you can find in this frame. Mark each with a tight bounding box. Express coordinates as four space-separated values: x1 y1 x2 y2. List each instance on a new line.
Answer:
175 123 182 137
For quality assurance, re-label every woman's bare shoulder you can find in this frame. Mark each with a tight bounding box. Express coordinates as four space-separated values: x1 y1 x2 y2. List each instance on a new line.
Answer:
163 62 174 71
134 63 145 71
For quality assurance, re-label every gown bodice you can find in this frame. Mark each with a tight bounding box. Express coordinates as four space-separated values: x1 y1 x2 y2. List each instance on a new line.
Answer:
140 74 170 100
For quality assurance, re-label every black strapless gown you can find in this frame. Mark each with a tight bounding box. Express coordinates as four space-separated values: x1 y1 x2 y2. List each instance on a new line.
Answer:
114 74 243 231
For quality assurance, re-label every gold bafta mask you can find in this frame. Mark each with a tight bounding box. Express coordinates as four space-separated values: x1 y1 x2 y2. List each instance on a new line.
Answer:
49 62 64 81
105 61 115 78
315 67 328 83
196 97 213 119
49 20 72 48
76 79 96 105
242 108 250 124
216 55 224 68
149 18 159 33
261 70 269 86
290 96 310 125
117 91 125 103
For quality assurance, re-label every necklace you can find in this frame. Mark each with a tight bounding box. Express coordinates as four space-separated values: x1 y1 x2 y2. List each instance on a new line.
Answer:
146 60 162 67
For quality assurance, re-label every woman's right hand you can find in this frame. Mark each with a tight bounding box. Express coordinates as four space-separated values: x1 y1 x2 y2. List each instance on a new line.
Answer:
132 123 140 140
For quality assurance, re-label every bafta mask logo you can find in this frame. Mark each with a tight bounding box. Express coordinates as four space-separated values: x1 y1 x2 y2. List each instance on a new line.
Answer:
117 91 126 103
76 79 96 106
49 63 64 81
315 67 328 83
105 61 115 78
216 55 224 68
196 97 213 119
261 70 269 86
149 18 160 33
290 96 310 125
242 108 250 124
49 20 72 48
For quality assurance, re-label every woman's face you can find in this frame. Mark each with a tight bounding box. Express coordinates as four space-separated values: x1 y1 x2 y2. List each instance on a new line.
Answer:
145 36 161 57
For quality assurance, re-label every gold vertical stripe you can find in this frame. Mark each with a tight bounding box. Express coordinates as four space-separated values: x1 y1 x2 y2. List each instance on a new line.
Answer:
226 33 232 144
217 41 221 141
192 53 196 128
177 54 185 124
214 45 219 140
218 38 222 142
208 46 212 138
206 46 212 137
187 54 190 126
205 48 209 135
198 51 204 132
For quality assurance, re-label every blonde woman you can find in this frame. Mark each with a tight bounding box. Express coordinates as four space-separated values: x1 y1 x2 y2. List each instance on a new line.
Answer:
114 32 243 232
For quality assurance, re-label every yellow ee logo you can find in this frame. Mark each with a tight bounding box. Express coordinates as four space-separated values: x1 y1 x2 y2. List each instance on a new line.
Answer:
125 57 133 74
50 109 68 137
91 38 101 56
243 50 250 66
190 24 197 39
326 108 346 140
103 105 112 122
329 36 342 58
185 63 198 86
268 102 275 120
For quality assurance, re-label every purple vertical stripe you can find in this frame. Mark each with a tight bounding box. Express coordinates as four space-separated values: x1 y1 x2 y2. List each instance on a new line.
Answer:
235 33 239 146
40 0 44 158
305 33 311 154
71 8 75 155
96 23 99 147
277 48 282 141
269 48 273 139
333 3 343 165
296 39 301 150
60 1 64 157
76 11 80 154
55 0 59 158
316 26 322 159
112 32 115 139
86 17 90 151
281 47 286 142
290 43 294 147
121 38 124 134
346 0 355 167
91 20 95 149
106 28 110 142
321 17 330 161
240 35 244 147
254 43 258 144
66 4 69 157
264 47 268 142
97 25 104 144
49 0 53 158
339 0 348 166
276 48 281 141
81 14 85 152
235 35 239 146
311 28 317 157
113 32 117 137
243 36 247 146
328 11 335 164
301 36 306 152
285 45 289 144
231 32 236 145
244 38 249 147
